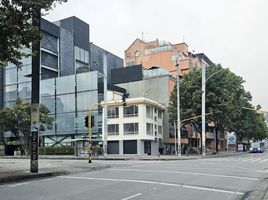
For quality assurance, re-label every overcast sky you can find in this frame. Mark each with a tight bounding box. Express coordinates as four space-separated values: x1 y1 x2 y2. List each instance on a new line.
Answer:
45 0 268 110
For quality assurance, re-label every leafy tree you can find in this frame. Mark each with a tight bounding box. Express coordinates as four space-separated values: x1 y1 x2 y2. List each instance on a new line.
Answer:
233 108 268 142
168 64 267 151
0 0 67 67
0 98 54 154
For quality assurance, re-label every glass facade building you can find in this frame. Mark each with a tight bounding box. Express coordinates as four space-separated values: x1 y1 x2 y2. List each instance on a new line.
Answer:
0 16 124 146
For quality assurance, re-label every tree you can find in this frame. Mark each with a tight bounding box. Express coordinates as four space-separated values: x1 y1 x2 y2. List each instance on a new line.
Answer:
0 0 67 67
233 108 268 142
168 64 267 151
0 98 54 154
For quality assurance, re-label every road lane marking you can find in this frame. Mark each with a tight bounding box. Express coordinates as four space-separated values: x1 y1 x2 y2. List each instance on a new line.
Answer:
8 182 29 187
109 168 259 181
182 185 244 195
121 193 142 200
60 176 244 195
259 158 268 163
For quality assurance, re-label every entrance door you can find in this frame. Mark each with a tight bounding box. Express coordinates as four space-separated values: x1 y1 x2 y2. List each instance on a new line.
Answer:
144 141 151 155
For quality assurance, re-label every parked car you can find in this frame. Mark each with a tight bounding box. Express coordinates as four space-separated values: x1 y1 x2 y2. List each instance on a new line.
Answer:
249 142 264 153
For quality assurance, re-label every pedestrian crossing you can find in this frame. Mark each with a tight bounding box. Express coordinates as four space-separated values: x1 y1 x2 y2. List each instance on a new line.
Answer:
201 156 268 163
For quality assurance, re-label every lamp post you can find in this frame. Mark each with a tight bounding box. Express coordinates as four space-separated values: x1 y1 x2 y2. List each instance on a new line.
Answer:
176 54 182 157
102 54 108 157
93 54 108 157
201 62 206 156
201 65 224 156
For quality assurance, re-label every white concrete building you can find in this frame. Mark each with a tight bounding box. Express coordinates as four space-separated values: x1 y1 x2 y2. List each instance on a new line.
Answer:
103 97 165 155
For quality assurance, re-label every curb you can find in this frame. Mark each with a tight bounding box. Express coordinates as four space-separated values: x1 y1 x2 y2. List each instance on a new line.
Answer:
0 165 110 185
242 179 268 200
0 171 69 184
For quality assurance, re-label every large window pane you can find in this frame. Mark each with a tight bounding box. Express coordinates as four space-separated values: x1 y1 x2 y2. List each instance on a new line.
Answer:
77 72 97 92
5 67 17 85
56 94 75 113
56 113 75 134
41 96 55 114
56 75 75 94
41 78 55 97
41 68 58 80
41 33 58 53
41 51 58 69
18 65 31 83
18 82 31 99
124 123 139 135
123 106 138 117
5 85 17 101
77 92 97 111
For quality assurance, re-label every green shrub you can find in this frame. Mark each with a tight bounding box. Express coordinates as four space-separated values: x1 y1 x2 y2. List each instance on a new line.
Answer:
39 146 74 155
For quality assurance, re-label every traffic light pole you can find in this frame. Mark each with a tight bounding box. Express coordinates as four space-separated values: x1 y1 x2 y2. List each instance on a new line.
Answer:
87 101 127 163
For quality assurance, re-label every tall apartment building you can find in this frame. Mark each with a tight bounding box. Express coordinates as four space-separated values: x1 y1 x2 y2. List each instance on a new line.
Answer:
0 16 124 149
125 38 213 76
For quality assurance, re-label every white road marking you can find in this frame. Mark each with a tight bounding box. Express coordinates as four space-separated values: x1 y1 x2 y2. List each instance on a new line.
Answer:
121 193 142 200
39 178 55 182
8 182 29 187
109 168 259 181
259 158 268 163
182 185 244 195
60 176 244 195
250 158 262 162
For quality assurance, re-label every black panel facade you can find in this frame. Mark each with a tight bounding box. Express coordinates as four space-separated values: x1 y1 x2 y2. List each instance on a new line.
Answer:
59 16 89 51
41 18 60 37
111 65 143 84
60 28 75 76
107 141 119 154
123 140 137 154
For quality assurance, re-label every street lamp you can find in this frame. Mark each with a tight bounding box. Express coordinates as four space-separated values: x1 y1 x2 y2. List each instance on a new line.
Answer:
175 54 182 157
201 65 224 156
93 54 108 157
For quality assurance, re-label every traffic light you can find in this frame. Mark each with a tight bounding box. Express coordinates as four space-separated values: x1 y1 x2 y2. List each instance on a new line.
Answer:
84 115 95 128
84 116 89 128
122 93 129 106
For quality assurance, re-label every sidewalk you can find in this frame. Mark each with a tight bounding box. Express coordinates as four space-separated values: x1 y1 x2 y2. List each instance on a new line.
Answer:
0 158 109 184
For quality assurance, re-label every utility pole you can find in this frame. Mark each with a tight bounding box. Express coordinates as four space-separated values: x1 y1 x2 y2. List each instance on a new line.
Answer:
102 53 108 157
30 8 41 173
174 121 177 155
201 62 206 156
176 54 181 157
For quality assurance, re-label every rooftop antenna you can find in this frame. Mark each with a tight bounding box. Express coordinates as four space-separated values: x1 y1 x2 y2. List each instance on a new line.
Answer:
142 32 144 42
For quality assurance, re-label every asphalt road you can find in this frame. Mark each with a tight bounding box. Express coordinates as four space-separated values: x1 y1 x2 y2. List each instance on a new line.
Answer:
1 152 268 200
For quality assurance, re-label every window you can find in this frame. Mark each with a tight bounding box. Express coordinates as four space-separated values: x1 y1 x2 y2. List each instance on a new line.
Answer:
108 107 119 118
123 105 138 117
124 123 139 134
75 46 89 64
56 75 75 95
146 106 153 119
158 126 163 135
56 94 75 113
146 123 153 135
41 33 58 53
108 124 119 135
41 51 58 69
158 111 162 119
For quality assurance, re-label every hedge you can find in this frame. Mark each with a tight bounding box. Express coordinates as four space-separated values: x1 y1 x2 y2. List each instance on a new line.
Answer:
39 146 74 155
